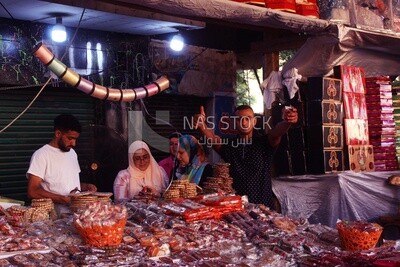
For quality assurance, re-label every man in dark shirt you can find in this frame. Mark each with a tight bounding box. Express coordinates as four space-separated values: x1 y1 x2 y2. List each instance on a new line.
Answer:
195 104 298 208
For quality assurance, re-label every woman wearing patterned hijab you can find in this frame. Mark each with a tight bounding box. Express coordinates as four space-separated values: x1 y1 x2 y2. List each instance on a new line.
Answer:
175 135 212 186
113 140 168 202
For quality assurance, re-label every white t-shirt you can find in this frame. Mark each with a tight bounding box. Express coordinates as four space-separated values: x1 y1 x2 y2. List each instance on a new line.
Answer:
27 144 81 196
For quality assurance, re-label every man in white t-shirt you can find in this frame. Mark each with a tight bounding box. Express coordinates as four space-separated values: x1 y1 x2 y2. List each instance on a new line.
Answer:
27 114 97 207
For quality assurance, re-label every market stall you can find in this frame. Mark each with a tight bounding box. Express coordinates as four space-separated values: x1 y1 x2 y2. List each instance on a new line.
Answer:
1 1 400 265
271 67 400 230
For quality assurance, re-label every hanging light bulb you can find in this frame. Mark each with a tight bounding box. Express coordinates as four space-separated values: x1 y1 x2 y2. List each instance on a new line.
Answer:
51 17 67 43
170 34 184 52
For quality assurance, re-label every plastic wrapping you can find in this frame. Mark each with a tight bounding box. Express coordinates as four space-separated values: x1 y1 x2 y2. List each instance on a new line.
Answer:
282 25 400 78
273 170 400 228
317 0 351 23
126 202 166 227
394 1 400 32
351 0 392 30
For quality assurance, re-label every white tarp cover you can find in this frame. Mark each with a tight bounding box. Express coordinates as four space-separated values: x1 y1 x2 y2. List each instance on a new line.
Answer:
273 170 400 228
282 25 400 77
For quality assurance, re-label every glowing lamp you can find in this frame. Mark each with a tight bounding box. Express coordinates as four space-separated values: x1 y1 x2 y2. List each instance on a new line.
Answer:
52 17 67 43
170 34 184 52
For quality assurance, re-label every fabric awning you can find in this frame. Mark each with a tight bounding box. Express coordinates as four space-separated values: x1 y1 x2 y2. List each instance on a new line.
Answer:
283 25 400 77
126 0 400 77
122 0 330 34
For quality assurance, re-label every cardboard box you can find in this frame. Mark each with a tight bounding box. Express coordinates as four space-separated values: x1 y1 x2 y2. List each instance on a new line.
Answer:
308 125 344 150
334 65 366 94
231 0 265 6
307 100 343 125
265 0 296 13
344 119 369 145
296 3 319 18
348 145 375 172
343 92 367 119
306 77 342 101
307 149 345 174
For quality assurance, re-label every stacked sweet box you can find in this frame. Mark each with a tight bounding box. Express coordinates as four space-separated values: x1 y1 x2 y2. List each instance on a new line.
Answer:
231 0 320 18
305 76 345 174
393 84 400 167
230 0 265 7
264 0 296 13
365 76 397 171
296 1 319 19
334 65 375 172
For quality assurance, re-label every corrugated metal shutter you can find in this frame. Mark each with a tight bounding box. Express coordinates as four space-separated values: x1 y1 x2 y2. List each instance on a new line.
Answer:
142 94 210 161
0 86 95 203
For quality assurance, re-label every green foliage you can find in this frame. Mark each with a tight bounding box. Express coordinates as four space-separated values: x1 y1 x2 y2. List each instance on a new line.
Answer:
279 50 296 67
236 70 256 106
236 50 296 107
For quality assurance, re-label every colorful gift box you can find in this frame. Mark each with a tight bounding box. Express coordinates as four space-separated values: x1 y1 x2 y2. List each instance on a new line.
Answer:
306 77 342 101
231 0 265 6
264 0 296 12
343 93 367 119
307 149 345 174
334 65 366 94
348 145 375 172
296 2 319 18
344 119 369 145
308 125 344 150
307 100 343 125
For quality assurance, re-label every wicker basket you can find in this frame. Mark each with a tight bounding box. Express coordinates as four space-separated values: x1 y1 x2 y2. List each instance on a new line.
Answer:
74 217 127 247
336 220 383 251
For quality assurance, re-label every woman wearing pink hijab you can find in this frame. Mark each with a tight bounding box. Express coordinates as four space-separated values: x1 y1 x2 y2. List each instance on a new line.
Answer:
113 140 167 202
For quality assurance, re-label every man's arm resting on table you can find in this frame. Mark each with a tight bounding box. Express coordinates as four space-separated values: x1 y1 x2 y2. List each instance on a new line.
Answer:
27 174 70 204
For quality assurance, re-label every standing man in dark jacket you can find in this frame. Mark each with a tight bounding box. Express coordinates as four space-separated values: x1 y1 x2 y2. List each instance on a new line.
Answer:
195 104 297 208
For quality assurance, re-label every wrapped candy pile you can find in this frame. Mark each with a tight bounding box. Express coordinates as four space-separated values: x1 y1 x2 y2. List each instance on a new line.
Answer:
73 202 127 247
336 219 383 251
